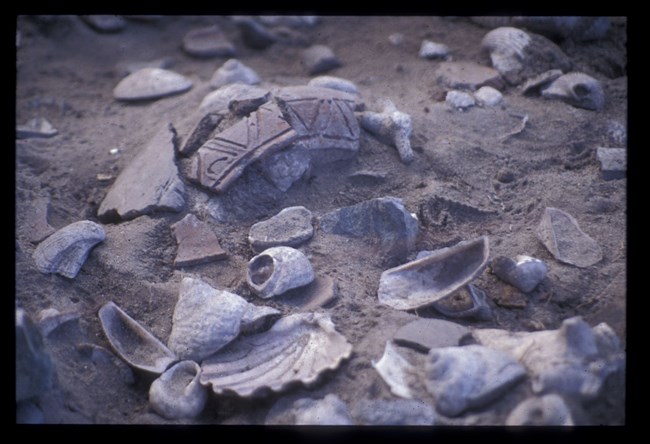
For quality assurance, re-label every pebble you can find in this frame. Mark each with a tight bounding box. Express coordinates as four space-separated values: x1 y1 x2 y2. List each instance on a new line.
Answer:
113 68 192 101
37 308 80 337
248 206 314 253
536 207 603 268
25 196 55 243
115 57 175 78
182 25 236 58
80 15 127 33
291 394 354 425
490 255 548 293
209 59 261 90
393 318 471 352
302 44 342 75
178 113 222 156
234 16 276 49
352 399 437 425
474 86 503 106
16 308 54 402
419 40 450 59
199 83 270 115
171 213 227 267
596 147 626 180
98 124 185 222
445 90 476 110
16 117 58 139
435 61 504 91
307 75 359 95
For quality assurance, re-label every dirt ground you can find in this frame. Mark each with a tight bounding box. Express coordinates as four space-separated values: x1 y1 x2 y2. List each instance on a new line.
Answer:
15 15 627 425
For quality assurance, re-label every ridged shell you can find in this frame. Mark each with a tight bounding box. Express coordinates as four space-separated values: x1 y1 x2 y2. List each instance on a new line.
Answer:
200 312 353 397
541 72 605 111
149 361 208 420
32 220 106 279
246 246 315 299
98 301 177 375
378 236 490 310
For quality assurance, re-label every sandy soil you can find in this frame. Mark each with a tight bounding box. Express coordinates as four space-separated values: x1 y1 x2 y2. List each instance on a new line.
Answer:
15 15 626 425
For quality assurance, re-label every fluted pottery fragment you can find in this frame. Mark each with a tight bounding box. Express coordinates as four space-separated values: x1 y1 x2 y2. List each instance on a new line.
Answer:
98 301 177 375
33 221 106 279
378 236 490 310
246 246 315 299
200 312 353 397
149 361 208 420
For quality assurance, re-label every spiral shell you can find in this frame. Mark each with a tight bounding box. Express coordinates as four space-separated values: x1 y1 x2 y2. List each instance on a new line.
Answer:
246 246 315 299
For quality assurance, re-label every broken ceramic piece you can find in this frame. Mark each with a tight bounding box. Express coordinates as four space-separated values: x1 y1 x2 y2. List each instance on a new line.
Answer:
352 399 437 425
209 58 260 89
200 312 353 397
358 99 414 164
490 255 548 293
536 207 603 267
373 341 417 399
393 318 471 353
424 344 527 417
171 213 227 267
32 220 106 279
541 72 605 111
378 236 490 311
149 361 208 420
279 276 338 310
246 246 315 299
98 301 177 375
248 206 314 253
182 25 236 58
505 394 574 426
113 68 192 101
239 304 282 335
16 117 58 139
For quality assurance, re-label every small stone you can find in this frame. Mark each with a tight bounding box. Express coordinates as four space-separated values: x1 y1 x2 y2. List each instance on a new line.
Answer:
435 61 504 91
171 213 227 267
388 33 405 46
419 40 450 59
199 83 269 115
393 318 470 353
446 90 476 110
209 58 261 90
37 308 80 337
474 86 503 106
596 147 626 180
291 394 354 425
536 207 603 268
115 57 175 78
182 25 236 58
16 117 58 139
248 206 314 253
493 286 528 308
80 15 126 33
113 68 192 102
302 44 342 75
234 17 276 49
491 255 548 293
308 75 359 95
178 113 222 156
25 196 55 243
352 399 437 425
16 308 54 402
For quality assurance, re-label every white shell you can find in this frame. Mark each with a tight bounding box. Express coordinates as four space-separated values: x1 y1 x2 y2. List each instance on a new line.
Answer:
424 344 527 417
98 301 177 375
359 99 414 164
445 90 476 110
209 58 260 89
474 86 503 106
378 236 490 310
372 341 417 399
246 246 315 299
472 317 625 399
541 72 605 111
113 67 192 101
505 394 574 426
167 277 250 362
200 312 353 397
419 40 450 59
149 360 208 420
33 220 106 279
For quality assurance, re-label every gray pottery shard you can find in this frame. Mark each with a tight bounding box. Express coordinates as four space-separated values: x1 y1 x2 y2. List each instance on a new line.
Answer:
113 67 192 101
98 124 185 221
248 206 314 253
505 394 574 426
536 207 603 267
98 301 177 375
167 277 249 362
189 102 298 194
424 344 527 417
378 236 490 311
171 213 227 267
149 361 208 420
200 312 353 397
541 72 605 111
33 220 105 279
246 246 315 299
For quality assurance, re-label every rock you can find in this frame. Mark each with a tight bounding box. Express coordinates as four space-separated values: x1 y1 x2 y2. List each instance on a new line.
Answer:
424 344 527 417
280 276 338 310
352 399 437 425
248 206 314 253
302 44 342 75
37 308 80 337
536 207 603 267
115 57 175 78
307 75 359 95
596 147 626 180
474 86 503 106
445 90 476 110
319 197 419 260
435 61 504 91
113 68 192 101
16 117 58 139
25 196 55 243
541 72 605 111
182 25 236 58
234 16 276 49
372 341 417 399
358 99 414 164
505 394 574 426
393 319 470 353
80 15 126 33
167 277 249 362
178 113 222 156
246 246 315 299
260 148 311 191
171 213 227 267
98 124 185 222
419 40 450 59
490 255 548 293
149 361 208 420
16 308 55 402
199 83 269 115
290 394 354 425
209 59 261 90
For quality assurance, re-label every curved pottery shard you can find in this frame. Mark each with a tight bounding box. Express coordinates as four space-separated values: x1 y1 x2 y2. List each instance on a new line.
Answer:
33 220 106 279
98 301 177 375
149 361 208 420
536 207 602 268
378 236 490 310
200 312 353 397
